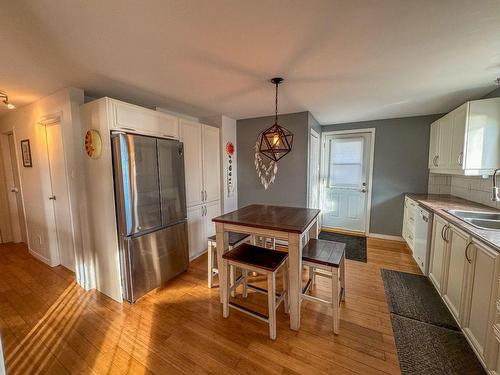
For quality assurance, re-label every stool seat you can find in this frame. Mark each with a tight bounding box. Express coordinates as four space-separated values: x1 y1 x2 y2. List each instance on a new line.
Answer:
208 232 249 247
302 239 345 267
223 243 288 272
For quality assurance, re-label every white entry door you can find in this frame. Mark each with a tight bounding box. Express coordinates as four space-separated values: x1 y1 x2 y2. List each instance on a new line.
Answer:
44 124 75 271
308 129 320 209
321 132 372 233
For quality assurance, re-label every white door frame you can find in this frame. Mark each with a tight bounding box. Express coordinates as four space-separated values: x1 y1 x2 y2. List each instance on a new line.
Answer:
308 128 320 209
320 128 375 234
39 113 77 271
0 130 28 244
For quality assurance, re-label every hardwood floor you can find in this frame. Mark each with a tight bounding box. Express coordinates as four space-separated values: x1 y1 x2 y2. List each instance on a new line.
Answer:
0 238 420 374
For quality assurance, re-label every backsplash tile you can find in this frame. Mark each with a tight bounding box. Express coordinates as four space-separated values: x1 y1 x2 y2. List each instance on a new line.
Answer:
428 173 500 209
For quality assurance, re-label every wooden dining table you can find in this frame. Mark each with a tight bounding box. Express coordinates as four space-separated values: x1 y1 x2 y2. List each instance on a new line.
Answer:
212 204 321 331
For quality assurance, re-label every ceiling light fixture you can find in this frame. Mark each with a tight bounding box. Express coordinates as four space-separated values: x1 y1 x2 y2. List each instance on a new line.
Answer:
0 91 15 109
258 78 293 162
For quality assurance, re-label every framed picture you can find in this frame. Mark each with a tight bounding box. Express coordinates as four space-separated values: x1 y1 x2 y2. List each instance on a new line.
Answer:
20 139 32 168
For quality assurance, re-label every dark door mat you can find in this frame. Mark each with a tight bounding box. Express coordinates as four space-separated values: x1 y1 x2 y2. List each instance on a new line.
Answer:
381 269 460 331
390 314 486 375
318 231 367 262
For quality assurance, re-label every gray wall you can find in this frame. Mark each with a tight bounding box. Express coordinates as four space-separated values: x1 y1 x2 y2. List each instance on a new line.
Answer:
322 114 441 236
237 111 310 207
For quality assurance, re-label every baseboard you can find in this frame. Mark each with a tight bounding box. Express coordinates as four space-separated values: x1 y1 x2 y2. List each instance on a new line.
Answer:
368 233 405 242
28 248 58 267
189 249 207 262
321 227 366 237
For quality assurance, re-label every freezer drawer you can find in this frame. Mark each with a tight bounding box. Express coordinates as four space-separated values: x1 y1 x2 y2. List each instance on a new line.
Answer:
121 221 189 302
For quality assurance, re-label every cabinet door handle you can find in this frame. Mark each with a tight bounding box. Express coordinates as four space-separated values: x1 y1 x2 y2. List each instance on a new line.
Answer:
204 190 207 201
435 155 439 167
444 225 450 242
432 155 437 166
201 190 204 202
457 152 463 166
440 224 446 241
465 241 473 263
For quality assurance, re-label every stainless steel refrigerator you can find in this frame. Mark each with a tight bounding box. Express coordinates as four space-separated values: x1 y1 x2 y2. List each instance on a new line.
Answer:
111 132 188 303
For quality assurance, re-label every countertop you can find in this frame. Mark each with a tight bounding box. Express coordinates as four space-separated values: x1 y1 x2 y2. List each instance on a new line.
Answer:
406 193 500 251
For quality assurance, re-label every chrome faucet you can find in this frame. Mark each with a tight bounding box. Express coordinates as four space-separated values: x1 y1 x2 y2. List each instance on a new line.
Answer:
493 169 500 202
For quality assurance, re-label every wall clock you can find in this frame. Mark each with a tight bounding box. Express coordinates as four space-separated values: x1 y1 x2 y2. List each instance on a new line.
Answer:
85 129 102 159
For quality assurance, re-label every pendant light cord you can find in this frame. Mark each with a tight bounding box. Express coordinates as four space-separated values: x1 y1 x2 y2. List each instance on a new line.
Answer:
275 81 278 124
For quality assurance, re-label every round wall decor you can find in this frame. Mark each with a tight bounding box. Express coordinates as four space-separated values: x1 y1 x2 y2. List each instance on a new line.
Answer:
85 129 102 159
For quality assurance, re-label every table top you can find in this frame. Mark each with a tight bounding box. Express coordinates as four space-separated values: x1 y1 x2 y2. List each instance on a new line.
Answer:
212 204 321 234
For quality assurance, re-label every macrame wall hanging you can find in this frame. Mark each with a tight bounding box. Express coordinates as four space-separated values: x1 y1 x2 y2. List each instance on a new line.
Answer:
254 77 293 189
254 134 278 190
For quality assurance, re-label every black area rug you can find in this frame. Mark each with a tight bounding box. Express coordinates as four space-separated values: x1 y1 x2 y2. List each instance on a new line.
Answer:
381 269 459 331
381 269 486 375
390 314 485 375
318 231 366 262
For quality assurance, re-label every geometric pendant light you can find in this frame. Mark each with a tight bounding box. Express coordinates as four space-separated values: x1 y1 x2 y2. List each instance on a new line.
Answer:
258 78 293 162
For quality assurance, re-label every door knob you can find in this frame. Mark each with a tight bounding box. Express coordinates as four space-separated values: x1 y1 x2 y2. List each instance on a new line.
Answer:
48 196 56 200
10 187 19 193
361 189 367 193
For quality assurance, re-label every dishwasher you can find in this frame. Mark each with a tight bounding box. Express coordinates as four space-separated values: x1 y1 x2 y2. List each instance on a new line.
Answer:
413 207 433 275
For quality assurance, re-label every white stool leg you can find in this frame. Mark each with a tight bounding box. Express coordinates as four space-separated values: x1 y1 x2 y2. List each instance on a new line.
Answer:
223 259 230 318
331 267 340 334
230 264 236 297
208 241 214 288
308 265 315 287
242 269 248 298
340 257 346 302
282 260 289 314
267 272 276 340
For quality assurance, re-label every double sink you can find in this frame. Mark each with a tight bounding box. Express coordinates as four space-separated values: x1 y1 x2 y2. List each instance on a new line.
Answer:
446 209 500 231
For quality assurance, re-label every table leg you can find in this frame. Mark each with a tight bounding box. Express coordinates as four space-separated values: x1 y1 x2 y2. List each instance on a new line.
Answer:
216 223 229 304
288 232 302 330
308 219 319 240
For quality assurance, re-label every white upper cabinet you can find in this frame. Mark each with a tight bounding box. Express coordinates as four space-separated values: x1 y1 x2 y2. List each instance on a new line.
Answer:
110 99 179 139
202 125 221 203
428 97 500 175
180 120 220 207
180 120 204 207
429 120 440 169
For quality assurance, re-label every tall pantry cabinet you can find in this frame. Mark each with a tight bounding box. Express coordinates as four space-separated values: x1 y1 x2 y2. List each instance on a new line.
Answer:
180 120 221 260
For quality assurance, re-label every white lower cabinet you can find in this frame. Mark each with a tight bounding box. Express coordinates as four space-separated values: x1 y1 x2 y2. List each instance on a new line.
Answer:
429 215 500 371
187 200 221 260
402 197 417 250
462 240 499 364
442 225 469 321
429 215 449 294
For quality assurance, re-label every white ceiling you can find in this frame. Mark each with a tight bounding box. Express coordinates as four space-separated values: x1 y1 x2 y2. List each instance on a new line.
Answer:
1 0 500 124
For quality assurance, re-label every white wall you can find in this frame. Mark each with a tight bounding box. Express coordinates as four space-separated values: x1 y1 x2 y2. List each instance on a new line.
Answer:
0 88 90 287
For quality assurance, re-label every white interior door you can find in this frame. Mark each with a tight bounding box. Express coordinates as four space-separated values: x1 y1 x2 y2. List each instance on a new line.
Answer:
44 124 75 271
321 132 372 233
308 129 320 209
3 133 26 243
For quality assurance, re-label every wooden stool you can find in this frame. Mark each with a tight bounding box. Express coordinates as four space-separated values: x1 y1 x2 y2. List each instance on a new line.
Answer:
207 232 249 289
301 239 346 334
222 243 289 340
